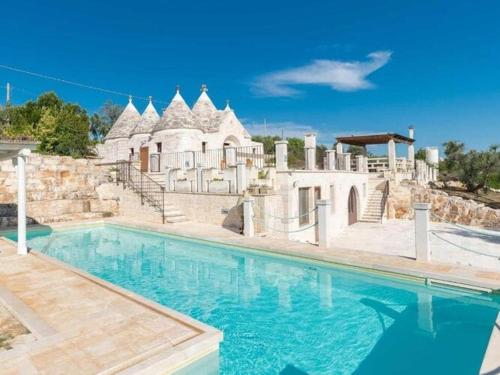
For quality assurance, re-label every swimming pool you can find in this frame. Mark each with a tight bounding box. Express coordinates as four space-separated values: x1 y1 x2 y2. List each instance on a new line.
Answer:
5 224 499 374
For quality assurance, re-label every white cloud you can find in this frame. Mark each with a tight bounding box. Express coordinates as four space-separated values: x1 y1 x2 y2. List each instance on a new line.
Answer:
251 51 392 97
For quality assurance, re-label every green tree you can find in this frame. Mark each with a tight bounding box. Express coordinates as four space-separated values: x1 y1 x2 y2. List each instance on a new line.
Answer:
0 92 93 157
458 145 499 193
415 147 426 161
90 101 123 140
439 141 499 193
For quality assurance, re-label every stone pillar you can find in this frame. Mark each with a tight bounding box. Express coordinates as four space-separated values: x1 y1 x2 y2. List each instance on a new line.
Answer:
363 156 369 173
325 150 336 170
335 142 343 154
196 165 203 192
317 199 331 248
225 147 237 167
356 155 364 172
275 141 288 171
164 167 172 191
408 126 415 168
17 149 30 255
236 161 247 194
304 133 316 170
387 139 396 172
344 153 351 172
414 203 431 261
243 196 255 237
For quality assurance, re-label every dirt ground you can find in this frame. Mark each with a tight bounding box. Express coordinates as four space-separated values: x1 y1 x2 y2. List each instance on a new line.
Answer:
0 304 29 351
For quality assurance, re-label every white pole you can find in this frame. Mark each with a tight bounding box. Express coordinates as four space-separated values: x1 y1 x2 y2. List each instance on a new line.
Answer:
17 149 30 255
414 203 431 261
317 199 331 248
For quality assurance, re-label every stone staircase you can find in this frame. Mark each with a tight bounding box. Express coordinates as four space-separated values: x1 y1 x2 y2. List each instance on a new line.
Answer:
360 178 388 223
115 165 189 224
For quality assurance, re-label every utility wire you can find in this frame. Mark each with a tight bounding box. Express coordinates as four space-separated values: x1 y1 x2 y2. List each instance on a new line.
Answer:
0 63 169 104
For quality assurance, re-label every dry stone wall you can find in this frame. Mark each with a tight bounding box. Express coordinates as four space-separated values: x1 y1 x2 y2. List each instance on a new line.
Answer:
0 154 119 227
387 182 500 228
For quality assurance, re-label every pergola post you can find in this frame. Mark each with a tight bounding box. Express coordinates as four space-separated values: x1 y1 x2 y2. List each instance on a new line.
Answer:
387 139 396 172
17 149 30 255
408 126 415 168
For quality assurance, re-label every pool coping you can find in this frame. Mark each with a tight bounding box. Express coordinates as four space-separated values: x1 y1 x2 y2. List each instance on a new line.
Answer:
0 235 223 374
1 218 499 373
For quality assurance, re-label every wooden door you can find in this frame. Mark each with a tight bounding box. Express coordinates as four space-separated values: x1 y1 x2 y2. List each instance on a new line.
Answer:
348 187 357 225
140 147 149 172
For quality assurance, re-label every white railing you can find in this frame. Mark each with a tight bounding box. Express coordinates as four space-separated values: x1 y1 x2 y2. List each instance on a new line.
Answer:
367 157 389 172
160 146 275 171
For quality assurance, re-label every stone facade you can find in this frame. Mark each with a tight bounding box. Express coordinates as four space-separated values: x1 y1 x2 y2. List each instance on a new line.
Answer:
0 154 119 227
387 182 500 228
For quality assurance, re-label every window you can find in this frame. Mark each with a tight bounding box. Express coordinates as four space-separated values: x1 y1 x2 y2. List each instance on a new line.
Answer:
202 141 207 153
156 142 162 153
299 187 310 226
130 148 134 155
329 185 335 213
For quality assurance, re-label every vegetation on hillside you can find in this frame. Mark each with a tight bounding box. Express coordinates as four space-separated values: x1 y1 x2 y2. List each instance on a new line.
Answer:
0 92 122 158
439 141 500 192
252 135 327 168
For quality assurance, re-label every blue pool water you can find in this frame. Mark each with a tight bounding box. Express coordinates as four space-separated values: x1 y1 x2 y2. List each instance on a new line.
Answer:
5 225 499 374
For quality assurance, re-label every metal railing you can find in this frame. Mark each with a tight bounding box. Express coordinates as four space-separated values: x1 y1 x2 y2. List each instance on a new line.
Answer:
117 161 166 223
161 146 275 170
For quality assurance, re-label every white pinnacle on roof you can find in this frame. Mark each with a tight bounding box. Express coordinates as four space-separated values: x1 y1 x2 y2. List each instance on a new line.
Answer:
131 96 160 135
224 100 231 111
192 84 217 116
192 84 220 131
105 96 142 140
153 86 196 132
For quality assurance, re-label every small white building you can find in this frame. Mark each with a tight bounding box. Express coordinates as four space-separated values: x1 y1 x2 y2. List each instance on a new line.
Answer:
97 85 260 171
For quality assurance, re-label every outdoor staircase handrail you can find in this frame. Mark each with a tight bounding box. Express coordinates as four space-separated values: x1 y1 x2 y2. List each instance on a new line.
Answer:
117 161 166 224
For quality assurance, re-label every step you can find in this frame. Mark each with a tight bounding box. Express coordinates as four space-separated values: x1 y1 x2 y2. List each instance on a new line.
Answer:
166 216 189 223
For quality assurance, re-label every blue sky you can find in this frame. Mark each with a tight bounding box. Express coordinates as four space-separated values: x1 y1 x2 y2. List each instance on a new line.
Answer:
1 0 499 153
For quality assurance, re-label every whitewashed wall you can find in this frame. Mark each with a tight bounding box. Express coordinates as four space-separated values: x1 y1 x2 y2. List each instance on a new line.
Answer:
270 170 370 244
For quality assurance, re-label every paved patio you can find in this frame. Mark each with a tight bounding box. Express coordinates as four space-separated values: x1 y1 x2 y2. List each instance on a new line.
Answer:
334 220 500 272
0 238 221 374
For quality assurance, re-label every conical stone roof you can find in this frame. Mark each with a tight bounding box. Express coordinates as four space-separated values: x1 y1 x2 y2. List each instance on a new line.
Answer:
131 97 160 135
153 88 196 132
105 97 142 140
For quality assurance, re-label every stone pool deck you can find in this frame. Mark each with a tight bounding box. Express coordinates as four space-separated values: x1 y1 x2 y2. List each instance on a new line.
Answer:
0 237 221 374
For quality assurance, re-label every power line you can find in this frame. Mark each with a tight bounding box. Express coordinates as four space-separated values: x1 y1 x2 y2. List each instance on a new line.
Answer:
0 63 169 104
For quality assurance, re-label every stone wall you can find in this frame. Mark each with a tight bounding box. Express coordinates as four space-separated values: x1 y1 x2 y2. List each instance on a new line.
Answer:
0 154 119 227
163 191 243 231
387 182 500 228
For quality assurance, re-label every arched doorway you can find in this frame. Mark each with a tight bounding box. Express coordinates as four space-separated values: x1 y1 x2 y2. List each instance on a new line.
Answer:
348 187 358 225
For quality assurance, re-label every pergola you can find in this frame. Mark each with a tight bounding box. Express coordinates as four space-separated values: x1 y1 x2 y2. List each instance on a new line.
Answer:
0 139 39 255
336 130 415 172
336 133 414 146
